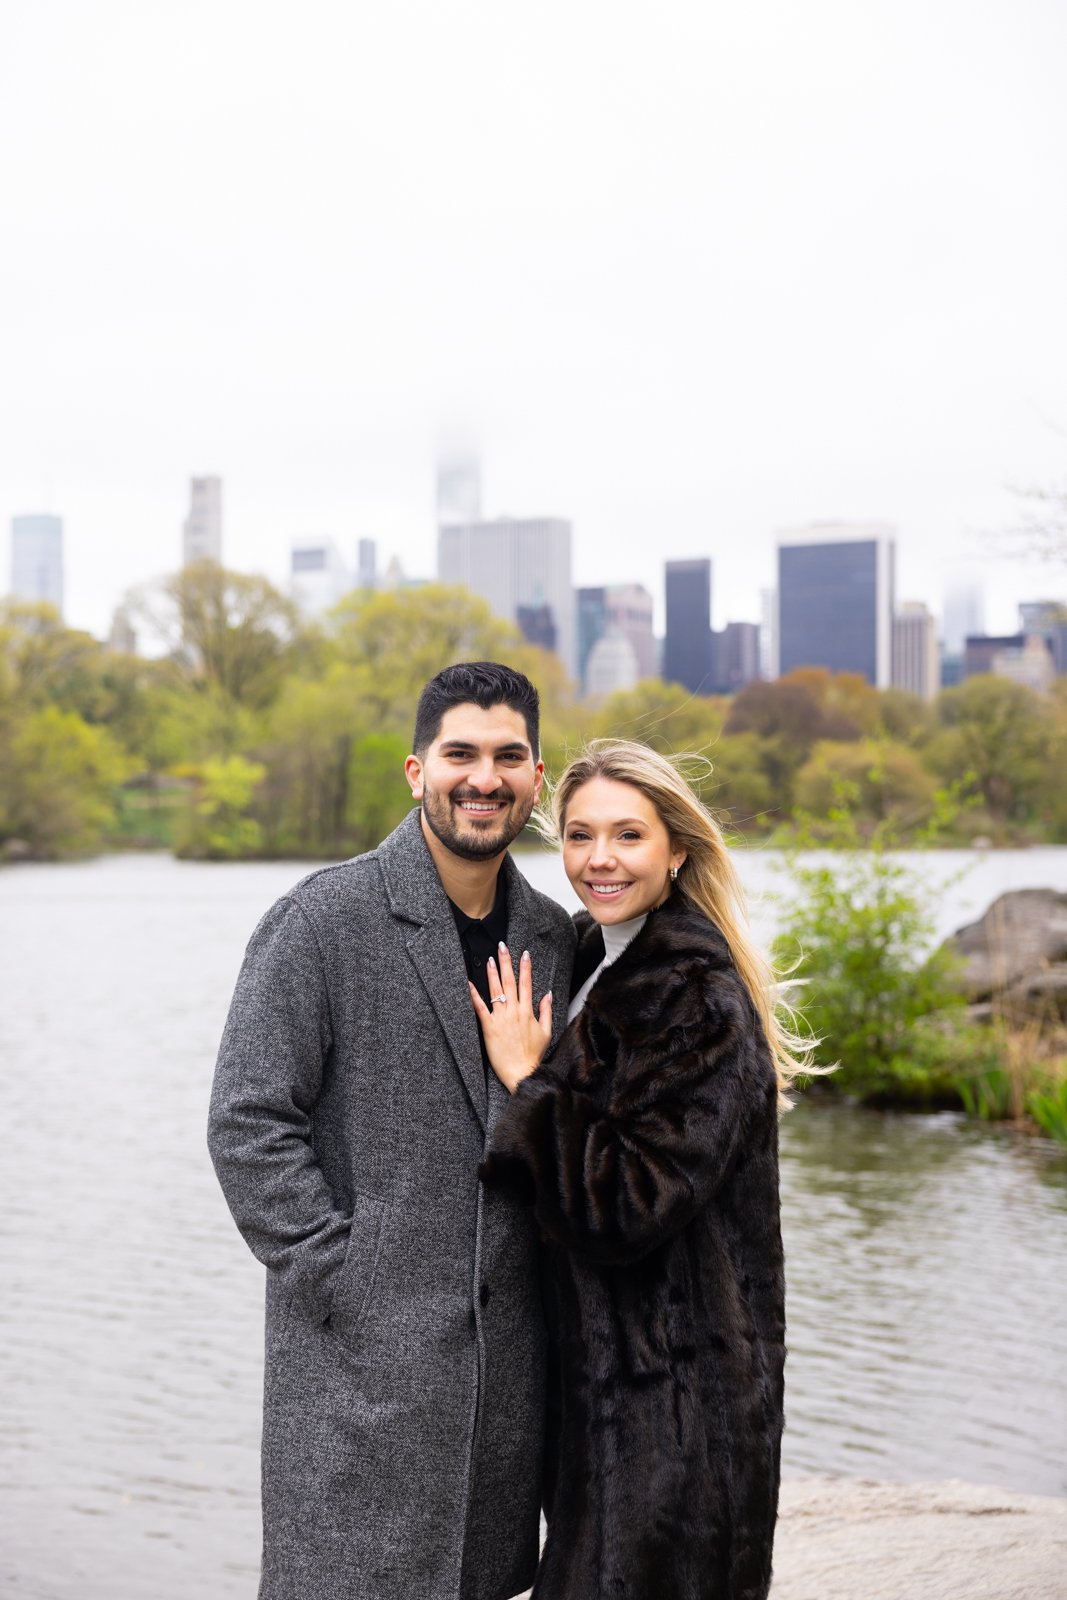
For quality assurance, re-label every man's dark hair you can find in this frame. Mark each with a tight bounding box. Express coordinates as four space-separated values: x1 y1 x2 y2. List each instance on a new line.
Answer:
413 661 541 757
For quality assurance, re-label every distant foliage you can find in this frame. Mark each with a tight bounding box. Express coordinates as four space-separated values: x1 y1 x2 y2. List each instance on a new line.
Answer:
3 575 1067 860
0 703 130 857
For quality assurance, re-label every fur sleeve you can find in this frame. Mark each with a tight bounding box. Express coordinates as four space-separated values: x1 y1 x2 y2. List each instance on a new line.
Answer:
481 984 773 1265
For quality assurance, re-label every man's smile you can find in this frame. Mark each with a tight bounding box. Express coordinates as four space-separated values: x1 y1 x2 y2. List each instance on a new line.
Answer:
455 796 510 816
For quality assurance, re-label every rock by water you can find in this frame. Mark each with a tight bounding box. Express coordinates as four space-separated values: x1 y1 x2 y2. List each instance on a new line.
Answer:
944 889 1067 1021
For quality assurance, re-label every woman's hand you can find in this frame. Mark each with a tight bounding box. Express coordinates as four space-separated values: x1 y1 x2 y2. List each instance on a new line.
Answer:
469 942 553 1095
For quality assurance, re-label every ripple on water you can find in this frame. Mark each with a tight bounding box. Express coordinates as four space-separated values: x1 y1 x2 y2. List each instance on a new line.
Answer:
2 854 1066 1596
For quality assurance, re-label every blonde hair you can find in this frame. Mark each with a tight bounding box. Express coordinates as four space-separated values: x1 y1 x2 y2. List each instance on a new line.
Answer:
542 739 812 1110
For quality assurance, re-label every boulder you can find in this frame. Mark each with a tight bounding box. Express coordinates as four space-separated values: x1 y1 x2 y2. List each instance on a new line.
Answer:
1005 965 1067 1023
945 889 1067 1002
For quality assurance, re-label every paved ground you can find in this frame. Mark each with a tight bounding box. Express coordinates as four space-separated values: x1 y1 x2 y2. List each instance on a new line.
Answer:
515 1478 1067 1598
772 1478 1067 1600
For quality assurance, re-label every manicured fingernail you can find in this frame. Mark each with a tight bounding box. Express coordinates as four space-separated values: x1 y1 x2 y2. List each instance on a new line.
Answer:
545 990 552 1002
499 941 507 952
522 949 530 961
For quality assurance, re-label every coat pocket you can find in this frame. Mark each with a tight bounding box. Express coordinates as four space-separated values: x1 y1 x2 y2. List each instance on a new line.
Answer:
323 1192 387 1347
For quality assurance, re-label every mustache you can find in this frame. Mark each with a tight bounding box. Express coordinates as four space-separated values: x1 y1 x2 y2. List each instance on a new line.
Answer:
451 788 515 804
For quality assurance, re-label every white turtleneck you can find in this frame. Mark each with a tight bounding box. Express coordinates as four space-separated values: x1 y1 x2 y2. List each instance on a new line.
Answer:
567 912 649 1022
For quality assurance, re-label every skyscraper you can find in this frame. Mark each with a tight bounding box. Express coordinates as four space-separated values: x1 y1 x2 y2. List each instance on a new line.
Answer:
516 603 558 653
10 513 64 613
664 559 712 693
577 584 656 694
183 476 222 566
606 584 656 680
356 538 377 590
438 516 575 675
290 539 350 616
585 631 640 698
1019 600 1067 675
711 621 760 693
577 587 608 690
759 588 778 681
942 579 985 656
776 523 895 687
892 601 940 700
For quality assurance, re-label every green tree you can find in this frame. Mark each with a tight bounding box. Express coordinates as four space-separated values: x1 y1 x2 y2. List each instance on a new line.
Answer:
724 671 865 802
176 755 267 859
330 585 543 723
256 667 362 854
346 731 415 850
1039 678 1067 839
0 600 104 712
0 705 129 856
879 686 938 747
933 676 1048 823
128 561 307 708
587 681 729 754
702 732 776 828
793 739 936 830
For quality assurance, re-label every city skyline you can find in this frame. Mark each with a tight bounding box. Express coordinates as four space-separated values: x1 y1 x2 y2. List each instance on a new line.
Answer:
5 484 1064 657
2 450 1059 646
6 498 1063 705
1 0 1064 645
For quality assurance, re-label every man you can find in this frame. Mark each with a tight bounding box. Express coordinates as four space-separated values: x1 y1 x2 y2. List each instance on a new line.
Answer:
208 661 575 1600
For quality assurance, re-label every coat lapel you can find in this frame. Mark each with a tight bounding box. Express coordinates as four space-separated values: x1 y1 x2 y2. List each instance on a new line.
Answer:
378 814 571 1139
378 811 488 1131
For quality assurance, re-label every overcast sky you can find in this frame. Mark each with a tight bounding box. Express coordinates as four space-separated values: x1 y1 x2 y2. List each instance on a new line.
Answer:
2 0 1065 643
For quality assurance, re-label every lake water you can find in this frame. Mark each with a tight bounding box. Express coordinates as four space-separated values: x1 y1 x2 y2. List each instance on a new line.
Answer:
1 849 1066 1598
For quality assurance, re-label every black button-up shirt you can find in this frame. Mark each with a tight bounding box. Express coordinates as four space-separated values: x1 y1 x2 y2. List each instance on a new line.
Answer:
449 870 509 1073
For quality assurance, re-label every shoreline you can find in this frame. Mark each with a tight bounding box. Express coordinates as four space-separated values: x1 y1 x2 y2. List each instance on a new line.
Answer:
515 1478 1067 1600
6 838 1067 866
773 1477 1067 1599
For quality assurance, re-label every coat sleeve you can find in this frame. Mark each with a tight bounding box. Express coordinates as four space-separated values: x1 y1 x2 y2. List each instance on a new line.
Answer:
481 984 770 1265
207 894 351 1319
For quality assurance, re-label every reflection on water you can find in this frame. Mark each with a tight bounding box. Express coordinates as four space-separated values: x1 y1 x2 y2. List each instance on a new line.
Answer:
780 1098 1067 1488
1 855 1065 1598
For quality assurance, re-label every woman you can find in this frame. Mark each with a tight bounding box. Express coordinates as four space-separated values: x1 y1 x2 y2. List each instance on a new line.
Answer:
470 740 805 1600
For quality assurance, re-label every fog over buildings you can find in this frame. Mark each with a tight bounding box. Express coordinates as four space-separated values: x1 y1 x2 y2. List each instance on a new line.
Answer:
1 0 1064 644
10 514 64 614
181 477 222 568
437 515 576 675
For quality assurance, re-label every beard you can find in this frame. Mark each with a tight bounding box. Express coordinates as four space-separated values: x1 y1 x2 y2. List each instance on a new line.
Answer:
421 784 536 861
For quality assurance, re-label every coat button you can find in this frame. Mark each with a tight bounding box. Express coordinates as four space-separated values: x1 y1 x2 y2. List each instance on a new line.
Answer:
479 1283 490 1308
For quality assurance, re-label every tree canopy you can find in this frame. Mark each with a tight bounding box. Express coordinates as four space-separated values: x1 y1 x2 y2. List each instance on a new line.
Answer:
2 572 1066 859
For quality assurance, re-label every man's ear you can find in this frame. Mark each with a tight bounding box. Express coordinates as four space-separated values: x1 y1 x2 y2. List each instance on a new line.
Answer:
532 760 545 802
404 754 424 799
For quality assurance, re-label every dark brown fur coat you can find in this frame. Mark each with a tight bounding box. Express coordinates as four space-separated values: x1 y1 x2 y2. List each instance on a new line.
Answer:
480 889 785 1600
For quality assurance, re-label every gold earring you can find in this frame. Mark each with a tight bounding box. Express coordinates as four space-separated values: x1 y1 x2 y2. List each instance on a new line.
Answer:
670 866 678 881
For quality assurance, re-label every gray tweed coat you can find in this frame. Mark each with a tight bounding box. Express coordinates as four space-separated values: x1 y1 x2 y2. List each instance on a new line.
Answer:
208 809 575 1600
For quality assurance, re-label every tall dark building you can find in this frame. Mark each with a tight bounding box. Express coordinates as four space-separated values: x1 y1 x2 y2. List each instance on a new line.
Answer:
963 633 1024 677
777 524 895 686
516 602 557 653
664 559 712 693
577 586 607 689
711 621 760 693
577 584 656 695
